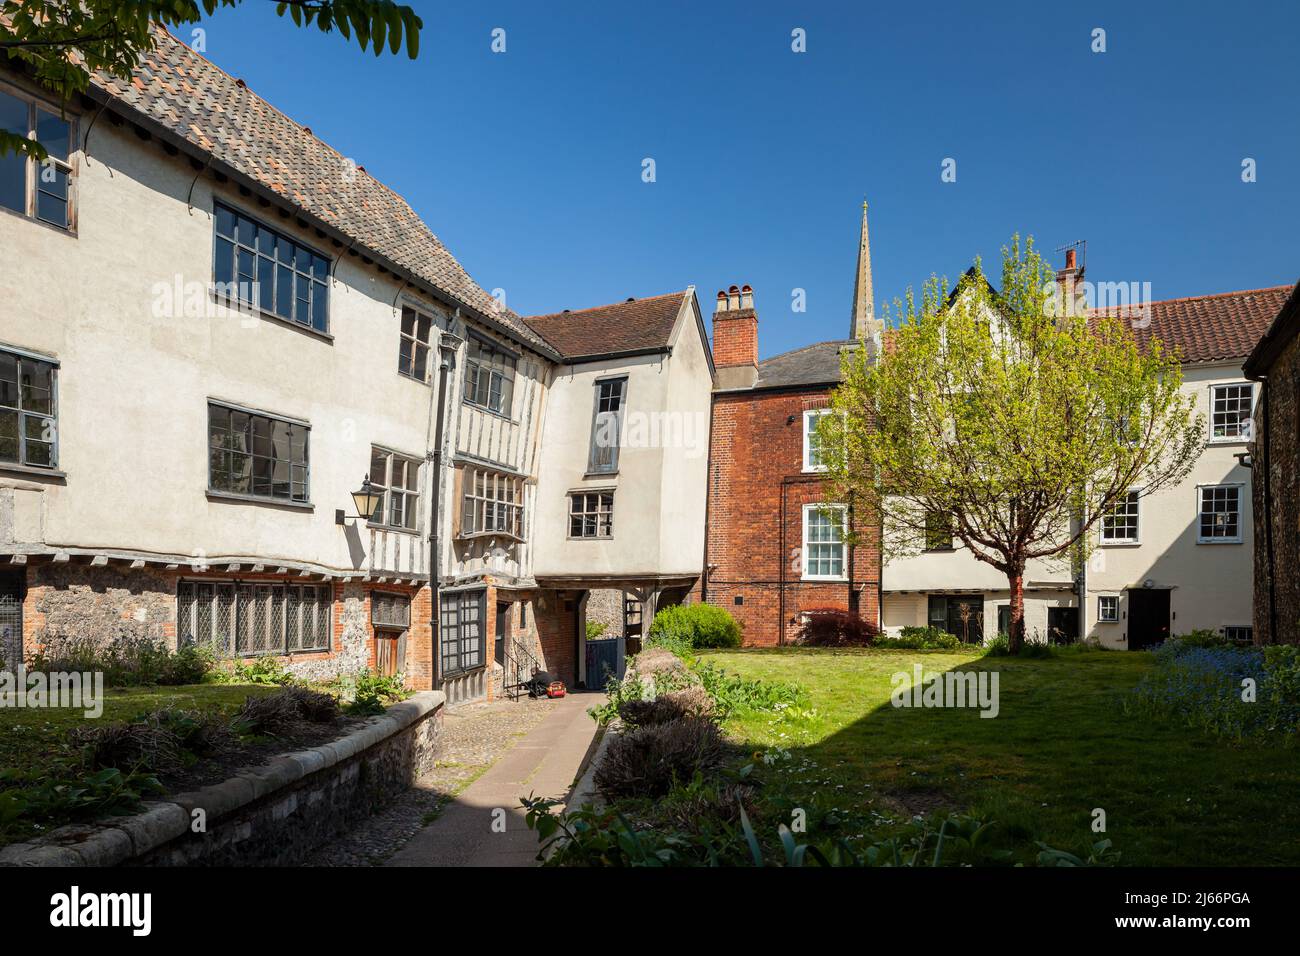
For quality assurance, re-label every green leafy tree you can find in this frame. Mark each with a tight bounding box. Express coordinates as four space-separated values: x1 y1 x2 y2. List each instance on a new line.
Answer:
1 0 421 159
819 237 1203 654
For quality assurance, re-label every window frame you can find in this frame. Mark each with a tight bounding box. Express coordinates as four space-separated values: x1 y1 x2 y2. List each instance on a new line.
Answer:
801 503 848 581
0 344 59 471
587 376 628 476
206 400 311 507
460 465 525 540
463 332 518 418
1099 489 1141 545
802 408 834 473
440 587 486 678
0 81 78 232
176 579 332 657
1097 595 1119 623
1222 625 1253 644
923 510 955 552
1208 382 1255 443
1196 482 1244 544
568 491 614 539
368 446 422 533
398 305 436 383
211 201 332 336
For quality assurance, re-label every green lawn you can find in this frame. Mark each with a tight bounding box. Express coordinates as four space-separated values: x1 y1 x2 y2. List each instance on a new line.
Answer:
0 683 277 777
698 647 1300 866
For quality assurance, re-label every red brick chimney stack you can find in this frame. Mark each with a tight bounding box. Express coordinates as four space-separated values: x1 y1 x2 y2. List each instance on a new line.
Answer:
1055 245 1086 317
712 283 758 390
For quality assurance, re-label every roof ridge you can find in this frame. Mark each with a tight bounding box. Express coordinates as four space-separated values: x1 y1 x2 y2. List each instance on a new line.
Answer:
1094 284 1292 311
759 338 857 363
524 289 687 321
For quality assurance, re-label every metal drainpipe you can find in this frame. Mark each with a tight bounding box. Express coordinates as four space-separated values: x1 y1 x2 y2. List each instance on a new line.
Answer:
778 479 787 646
429 337 457 688
699 399 715 604
1261 378 1277 643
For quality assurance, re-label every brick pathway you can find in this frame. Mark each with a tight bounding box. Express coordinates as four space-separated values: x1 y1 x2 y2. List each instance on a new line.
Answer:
384 690 605 868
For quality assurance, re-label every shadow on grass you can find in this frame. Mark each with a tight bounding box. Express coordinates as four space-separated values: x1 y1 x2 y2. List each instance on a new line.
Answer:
705 647 1300 866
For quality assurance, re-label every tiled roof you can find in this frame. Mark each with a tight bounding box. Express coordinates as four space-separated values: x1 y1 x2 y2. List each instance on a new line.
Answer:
1094 286 1292 365
524 291 688 360
753 339 867 390
87 26 551 352
1244 280 1300 376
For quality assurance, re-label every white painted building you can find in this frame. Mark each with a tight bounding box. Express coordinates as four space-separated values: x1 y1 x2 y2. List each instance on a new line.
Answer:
881 270 1290 647
0 28 713 699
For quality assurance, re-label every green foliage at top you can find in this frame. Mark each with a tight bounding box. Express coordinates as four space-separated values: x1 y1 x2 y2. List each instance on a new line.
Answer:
648 603 743 650
818 236 1202 652
585 620 607 640
0 0 423 160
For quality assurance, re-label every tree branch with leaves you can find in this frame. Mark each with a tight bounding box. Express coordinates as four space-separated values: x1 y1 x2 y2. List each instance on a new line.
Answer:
819 236 1203 653
0 0 421 159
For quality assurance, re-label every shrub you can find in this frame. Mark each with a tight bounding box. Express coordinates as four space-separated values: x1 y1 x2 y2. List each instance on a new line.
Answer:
629 647 687 679
0 767 164 836
233 691 305 736
278 686 342 722
617 686 716 727
1123 643 1300 740
648 604 743 650
643 629 693 660
149 707 236 757
324 668 411 716
27 634 215 687
876 627 963 650
693 661 806 718
981 635 1055 658
72 720 185 774
586 620 608 640
588 670 650 725
210 654 297 686
1169 628 1237 649
593 717 725 799
795 609 882 647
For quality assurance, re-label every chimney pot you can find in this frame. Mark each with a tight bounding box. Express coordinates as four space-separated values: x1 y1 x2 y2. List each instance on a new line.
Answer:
712 282 759 388
1065 248 1077 270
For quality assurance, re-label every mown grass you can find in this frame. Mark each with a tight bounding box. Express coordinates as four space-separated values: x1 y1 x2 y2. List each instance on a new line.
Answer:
0 683 278 777
697 647 1300 866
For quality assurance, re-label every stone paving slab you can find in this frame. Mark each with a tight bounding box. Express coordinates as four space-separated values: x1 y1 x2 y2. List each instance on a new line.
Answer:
385 691 605 868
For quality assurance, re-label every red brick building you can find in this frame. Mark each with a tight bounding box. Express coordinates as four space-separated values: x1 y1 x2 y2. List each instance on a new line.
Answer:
700 205 882 645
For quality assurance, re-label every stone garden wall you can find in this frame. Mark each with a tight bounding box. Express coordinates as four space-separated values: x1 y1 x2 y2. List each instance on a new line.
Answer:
0 691 445 867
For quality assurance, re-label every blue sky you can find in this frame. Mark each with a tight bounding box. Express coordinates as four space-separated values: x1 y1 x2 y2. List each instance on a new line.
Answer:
197 0 1299 359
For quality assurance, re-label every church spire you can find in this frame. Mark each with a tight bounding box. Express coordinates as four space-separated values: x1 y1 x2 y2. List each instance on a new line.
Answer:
850 200 881 341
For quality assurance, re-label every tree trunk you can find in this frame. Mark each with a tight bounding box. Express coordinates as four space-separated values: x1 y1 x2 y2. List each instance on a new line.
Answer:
1007 563 1027 654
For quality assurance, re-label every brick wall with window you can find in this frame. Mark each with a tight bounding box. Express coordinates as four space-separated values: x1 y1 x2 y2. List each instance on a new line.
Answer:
703 387 880 646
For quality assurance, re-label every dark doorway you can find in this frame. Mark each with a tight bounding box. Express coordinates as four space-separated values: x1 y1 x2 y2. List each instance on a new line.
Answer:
1127 588 1170 649
1047 606 1079 645
929 594 984 644
495 601 511 667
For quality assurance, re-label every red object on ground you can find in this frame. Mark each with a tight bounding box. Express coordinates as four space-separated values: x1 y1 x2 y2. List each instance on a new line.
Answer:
546 681 567 699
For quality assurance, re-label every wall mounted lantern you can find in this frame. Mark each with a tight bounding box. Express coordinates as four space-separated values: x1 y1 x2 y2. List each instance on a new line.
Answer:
336 475 383 526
